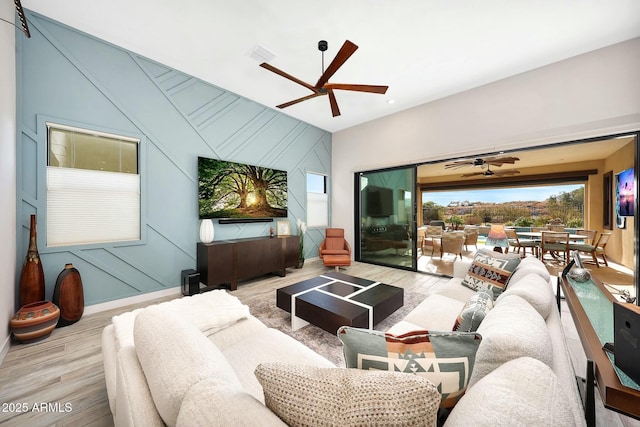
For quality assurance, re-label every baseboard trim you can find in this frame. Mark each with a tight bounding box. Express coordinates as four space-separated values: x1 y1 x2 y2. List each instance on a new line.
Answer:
83 286 182 316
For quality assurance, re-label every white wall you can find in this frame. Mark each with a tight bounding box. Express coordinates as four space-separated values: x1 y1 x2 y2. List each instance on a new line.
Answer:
0 2 17 364
333 38 640 251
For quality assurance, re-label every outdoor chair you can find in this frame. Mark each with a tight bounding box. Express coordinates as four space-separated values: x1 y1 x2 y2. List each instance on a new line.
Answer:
505 228 538 257
424 225 443 256
540 231 570 263
439 232 464 260
576 229 598 245
463 227 479 252
417 227 426 256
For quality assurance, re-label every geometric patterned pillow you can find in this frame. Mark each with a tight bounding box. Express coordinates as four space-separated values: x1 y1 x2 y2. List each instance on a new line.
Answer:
337 326 482 408
461 249 521 299
453 288 494 332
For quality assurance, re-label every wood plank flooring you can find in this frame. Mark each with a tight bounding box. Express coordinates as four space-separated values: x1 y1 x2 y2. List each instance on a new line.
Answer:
0 257 637 426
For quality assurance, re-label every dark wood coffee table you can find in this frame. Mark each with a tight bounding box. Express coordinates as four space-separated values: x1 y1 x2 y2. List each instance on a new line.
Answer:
276 271 404 334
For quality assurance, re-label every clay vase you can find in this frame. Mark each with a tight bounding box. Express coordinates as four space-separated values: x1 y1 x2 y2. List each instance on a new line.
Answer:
52 264 84 327
11 301 60 343
19 214 46 307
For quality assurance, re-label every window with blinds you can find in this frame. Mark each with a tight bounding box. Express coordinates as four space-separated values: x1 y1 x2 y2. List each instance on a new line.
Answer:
306 172 328 228
46 123 141 247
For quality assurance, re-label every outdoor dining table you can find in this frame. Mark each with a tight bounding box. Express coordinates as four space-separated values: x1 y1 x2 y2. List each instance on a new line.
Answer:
516 231 587 241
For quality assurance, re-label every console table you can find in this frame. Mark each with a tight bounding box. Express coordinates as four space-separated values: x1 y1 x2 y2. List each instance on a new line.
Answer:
560 274 640 423
197 235 299 291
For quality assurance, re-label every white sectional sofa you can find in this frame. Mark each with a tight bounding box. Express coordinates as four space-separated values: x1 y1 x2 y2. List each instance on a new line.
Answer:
102 253 586 426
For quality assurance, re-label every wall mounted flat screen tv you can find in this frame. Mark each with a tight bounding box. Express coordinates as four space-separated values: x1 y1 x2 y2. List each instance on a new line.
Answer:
198 156 288 219
616 167 634 217
364 185 394 217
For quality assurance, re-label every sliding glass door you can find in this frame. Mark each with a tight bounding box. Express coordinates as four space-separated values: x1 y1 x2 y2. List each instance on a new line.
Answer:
355 166 416 270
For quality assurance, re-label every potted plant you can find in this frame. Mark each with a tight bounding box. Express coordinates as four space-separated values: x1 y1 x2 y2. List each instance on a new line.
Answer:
296 219 307 268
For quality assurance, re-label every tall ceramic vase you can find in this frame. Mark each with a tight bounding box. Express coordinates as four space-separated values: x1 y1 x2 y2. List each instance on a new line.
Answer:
19 214 45 307
52 263 84 327
199 219 214 243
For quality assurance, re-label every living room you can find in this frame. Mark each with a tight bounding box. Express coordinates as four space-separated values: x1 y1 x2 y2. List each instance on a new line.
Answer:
1 1 640 426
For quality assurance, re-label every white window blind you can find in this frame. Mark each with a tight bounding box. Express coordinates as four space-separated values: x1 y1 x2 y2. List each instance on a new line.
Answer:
46 167 140 246
306 173 328 228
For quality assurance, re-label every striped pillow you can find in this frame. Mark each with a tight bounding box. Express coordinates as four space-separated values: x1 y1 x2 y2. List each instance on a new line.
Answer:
462 249 521 299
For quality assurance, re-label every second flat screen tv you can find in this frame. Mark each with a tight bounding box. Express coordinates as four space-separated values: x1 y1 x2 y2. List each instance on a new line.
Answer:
616 167 635 217
198 157 288 219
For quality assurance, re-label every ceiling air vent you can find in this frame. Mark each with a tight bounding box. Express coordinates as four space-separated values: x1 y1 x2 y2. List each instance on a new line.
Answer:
247 45 276 63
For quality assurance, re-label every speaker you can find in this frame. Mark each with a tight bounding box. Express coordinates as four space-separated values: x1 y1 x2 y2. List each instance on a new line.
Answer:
181 269 200 296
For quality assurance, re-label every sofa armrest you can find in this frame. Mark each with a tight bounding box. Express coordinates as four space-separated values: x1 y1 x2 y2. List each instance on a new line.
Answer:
115 346 165 427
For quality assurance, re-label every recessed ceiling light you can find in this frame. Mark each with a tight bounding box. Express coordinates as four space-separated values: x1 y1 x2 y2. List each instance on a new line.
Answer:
387 99 396 105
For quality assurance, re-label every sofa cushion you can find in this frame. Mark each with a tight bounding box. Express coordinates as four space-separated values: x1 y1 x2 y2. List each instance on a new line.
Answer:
454 288 494 332
221 328 335 402
134 306 242 427
468 295 552 388
254 363 440 427
337 326 481 408
461 249 521 299
398 293 465 331
445 357 579 427
496 272 554 319
176 378 286 427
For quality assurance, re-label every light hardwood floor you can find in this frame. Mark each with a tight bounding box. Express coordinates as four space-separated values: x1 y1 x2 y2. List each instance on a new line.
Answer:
0 257 637 426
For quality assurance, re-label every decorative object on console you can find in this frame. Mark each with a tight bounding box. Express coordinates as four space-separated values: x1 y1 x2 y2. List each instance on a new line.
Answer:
485 223 509 253
11 301 60 343
337 326 481 409
52 263 84 327
269 226 274 238
19 214 46 307
277 220 291 236
296 219 307 268
199 219 214 243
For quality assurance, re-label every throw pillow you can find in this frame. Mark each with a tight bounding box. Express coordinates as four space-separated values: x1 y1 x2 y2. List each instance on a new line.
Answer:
453 288 494 332
254 363 440 427
444 357 581 427
337 326 482 408
461 249 521 299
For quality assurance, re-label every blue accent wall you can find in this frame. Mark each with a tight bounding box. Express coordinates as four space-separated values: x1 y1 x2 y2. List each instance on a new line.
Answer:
15 11 331 307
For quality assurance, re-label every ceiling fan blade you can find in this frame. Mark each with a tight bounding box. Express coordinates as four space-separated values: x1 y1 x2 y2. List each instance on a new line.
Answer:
494 169 521 176
315 40 358 89
485 156 520 167
461 171 486 177
327 89 341 117
260 63 317 92
444 161 474 169
324 83 388 94
276 92 325 109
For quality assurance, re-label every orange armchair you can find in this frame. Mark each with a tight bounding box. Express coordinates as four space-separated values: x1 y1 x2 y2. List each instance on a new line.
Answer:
319 228 352 270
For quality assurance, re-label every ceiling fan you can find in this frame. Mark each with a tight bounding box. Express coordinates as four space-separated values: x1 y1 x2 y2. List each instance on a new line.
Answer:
260 40 389 117
444 155 520 170
461 165 521 177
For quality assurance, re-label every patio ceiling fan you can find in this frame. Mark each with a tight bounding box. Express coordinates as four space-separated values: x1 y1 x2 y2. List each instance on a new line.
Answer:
461 165 520 177
259 40 388 117
444 155 520 170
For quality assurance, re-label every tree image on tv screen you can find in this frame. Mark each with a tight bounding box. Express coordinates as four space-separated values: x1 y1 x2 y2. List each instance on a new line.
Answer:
198 158 288 218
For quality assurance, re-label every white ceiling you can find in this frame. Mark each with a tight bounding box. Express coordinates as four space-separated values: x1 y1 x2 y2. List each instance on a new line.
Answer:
21 0 640 133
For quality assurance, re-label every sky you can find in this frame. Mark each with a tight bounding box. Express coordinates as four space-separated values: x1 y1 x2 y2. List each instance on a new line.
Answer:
423 184 583 206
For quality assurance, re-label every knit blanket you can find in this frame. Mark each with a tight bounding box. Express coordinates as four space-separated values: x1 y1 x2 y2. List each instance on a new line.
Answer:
112 289 250 350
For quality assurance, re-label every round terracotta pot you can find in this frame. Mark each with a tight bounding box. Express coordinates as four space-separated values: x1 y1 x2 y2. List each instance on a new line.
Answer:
10 301 60 344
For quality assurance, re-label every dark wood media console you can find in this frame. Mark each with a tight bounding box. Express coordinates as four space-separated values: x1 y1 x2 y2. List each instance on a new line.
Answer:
197 235 299 291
